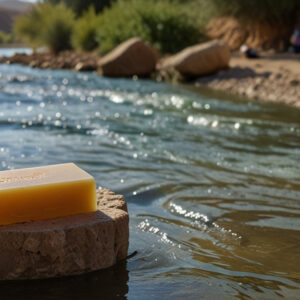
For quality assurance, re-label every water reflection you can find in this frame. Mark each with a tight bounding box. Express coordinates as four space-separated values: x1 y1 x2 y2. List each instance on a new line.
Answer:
0 262 128 300
0 48 32 58
0 56 300 299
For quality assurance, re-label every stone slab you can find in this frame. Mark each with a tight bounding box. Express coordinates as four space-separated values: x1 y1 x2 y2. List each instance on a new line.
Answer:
0 188 129 280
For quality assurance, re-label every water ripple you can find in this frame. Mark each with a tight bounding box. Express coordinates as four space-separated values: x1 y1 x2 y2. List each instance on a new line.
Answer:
1 59 300 299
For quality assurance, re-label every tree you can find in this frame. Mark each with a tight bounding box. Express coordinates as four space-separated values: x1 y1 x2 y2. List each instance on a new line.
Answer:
46 0 113 15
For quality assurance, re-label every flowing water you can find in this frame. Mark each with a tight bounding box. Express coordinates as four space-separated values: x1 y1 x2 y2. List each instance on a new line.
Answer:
0 50 300 299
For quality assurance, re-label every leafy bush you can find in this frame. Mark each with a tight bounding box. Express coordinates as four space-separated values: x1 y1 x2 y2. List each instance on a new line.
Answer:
14 5 43 48
0 31 11 44
96 0 205 54
14 3 75 53
46 0 113 15
72 7 101 51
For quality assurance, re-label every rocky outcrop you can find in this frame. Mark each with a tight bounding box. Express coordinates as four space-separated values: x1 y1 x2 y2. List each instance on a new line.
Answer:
0 51 100 71
206 18 248 51
98 37 158 77
0 188 129 280
159 40 231 78
206 17 294 51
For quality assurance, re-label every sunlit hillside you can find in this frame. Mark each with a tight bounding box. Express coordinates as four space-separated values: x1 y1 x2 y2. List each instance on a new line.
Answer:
0 0 32 32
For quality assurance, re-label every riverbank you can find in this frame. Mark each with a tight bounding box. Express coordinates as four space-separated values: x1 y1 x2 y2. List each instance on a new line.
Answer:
1 50 299 108
196 53 300 108
0 43 26 48
0 50 99 71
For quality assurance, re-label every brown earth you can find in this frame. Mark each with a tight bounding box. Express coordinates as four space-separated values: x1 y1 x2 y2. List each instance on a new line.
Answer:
0 50 100 71
207 17 295 51
196 53 300 108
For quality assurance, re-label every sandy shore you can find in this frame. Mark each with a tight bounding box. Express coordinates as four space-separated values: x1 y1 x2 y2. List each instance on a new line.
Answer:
195 53 300 108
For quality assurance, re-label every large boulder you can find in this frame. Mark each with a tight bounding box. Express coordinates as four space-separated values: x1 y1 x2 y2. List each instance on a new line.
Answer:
98 37 158 77
160 40 231 77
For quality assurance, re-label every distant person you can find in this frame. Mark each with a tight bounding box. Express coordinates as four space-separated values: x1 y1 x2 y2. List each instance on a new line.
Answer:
290 29 300 53
240 44 259 59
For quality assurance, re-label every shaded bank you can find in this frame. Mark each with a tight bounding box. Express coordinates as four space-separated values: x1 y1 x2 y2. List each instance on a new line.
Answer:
196 54 300 108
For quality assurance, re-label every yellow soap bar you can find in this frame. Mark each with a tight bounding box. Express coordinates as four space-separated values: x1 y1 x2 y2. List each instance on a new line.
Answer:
0 163 97 225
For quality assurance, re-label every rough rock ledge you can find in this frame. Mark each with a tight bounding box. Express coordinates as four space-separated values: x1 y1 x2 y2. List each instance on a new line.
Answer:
0 188 129 280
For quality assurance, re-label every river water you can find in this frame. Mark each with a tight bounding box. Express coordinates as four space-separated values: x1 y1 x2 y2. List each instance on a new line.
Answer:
0 49 300 299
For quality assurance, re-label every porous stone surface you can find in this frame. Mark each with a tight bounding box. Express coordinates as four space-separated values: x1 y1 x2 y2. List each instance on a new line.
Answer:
160 40 231 77
98 37 158 77
0 188 129 280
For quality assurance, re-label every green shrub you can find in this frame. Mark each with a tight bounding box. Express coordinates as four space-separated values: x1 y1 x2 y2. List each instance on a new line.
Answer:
96 0 205 54
46 0 113 15
0 31 11 44
14 5 43 48
72 7 101 51
14 3 75 53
